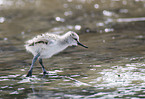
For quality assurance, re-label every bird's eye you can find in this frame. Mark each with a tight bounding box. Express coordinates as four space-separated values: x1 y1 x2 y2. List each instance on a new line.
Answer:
71 33 75 36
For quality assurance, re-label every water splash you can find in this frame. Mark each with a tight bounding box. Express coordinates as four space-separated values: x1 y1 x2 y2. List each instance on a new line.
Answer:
91 63 145 88
18 75 41 83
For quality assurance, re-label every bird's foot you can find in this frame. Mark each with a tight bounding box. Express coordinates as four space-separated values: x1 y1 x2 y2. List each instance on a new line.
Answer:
42 71 49 78
26 70 32 77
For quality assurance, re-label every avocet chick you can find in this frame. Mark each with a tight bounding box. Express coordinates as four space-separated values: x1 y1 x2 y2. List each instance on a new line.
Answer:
25 31 88 77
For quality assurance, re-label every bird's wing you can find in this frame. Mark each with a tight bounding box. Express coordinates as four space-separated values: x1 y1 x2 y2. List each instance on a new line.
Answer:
26 33 58 46
28 39 49 46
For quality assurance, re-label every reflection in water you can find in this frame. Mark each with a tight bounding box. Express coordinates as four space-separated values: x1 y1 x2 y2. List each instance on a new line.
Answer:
0 17 5 23
103 10 114 17
65 76 91 87
0 0 39 8
55 17 65 22
117 17 145 23
1 61 145 98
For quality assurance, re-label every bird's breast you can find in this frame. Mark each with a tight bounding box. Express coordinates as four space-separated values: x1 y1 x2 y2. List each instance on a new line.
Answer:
39 44 68 58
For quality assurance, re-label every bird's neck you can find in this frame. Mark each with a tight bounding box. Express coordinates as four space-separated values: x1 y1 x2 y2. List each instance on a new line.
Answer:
59 34 71 46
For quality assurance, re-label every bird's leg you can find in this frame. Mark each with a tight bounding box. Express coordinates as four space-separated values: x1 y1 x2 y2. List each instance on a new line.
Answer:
26 53 40 77
38 58 48 77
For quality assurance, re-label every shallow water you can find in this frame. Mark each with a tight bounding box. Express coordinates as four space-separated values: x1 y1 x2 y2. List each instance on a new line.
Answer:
1 0 145 98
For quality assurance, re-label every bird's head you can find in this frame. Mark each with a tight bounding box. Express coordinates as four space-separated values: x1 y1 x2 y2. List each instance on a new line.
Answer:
66 31 88 48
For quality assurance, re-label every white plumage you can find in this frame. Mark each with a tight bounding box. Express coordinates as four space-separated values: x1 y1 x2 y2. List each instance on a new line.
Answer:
25 31 88 77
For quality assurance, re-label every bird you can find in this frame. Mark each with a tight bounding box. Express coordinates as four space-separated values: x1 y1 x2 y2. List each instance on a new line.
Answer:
25 31 88 77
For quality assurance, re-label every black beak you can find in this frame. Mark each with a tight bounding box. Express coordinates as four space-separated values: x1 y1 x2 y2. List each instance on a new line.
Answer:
77 41 88 48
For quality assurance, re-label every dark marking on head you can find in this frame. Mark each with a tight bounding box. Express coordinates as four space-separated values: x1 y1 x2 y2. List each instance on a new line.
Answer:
71 33 75 36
